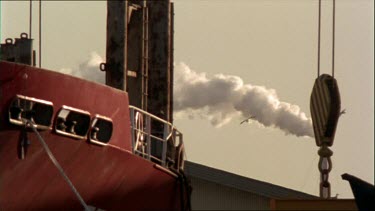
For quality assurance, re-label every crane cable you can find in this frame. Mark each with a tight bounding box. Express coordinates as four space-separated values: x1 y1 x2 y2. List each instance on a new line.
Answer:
317 0 336 79
317 0 321 78
39 0 42 68
332 0 336 78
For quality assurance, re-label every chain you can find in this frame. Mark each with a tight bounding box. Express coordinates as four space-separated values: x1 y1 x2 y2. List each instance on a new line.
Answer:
318 144 333 198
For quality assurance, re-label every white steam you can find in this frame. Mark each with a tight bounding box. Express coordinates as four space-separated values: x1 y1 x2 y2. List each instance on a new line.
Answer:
174 62 313 137
59 52 105 84
59 53 313 137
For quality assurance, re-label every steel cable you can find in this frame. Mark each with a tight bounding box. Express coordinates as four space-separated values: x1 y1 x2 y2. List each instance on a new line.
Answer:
27 121 90 211
317 0 321 78
332 0 336 78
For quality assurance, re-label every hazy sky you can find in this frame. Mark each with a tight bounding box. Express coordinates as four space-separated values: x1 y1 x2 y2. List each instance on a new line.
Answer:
1 0 373 198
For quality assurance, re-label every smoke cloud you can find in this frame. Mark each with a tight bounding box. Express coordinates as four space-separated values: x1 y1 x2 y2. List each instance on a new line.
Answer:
174 62 313 137
59 53 313 137
59 52 105 84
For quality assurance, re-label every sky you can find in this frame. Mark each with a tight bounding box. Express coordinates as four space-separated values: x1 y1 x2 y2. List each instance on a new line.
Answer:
1 0 373 198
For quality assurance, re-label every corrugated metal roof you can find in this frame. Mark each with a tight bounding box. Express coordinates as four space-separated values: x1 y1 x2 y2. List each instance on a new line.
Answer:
184 161 317 200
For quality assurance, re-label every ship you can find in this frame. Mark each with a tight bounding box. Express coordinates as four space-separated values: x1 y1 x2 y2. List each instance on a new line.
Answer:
0 1 191 210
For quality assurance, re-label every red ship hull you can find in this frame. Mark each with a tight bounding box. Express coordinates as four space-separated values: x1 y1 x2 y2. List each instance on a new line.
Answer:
0 61 187 210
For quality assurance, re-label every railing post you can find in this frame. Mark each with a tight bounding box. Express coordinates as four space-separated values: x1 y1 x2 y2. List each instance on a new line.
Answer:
179 133 184 170
180 133 183 147
161 123 169 167
130 108 135 153
129 106 184 170
146 115 151 161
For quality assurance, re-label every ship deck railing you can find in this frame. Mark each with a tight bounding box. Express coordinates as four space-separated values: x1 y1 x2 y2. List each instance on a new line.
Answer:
129 106 185 171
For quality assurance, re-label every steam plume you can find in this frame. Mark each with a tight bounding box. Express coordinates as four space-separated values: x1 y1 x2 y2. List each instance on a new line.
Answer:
174 62 313 137
59 53 313 137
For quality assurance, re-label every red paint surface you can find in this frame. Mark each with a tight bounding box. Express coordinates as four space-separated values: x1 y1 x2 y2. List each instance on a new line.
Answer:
0 62 185 210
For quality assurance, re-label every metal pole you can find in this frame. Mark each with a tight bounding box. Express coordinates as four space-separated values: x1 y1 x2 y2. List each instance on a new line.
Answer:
29 0 32 38
39 0 41 68
146 115 151 161
130 109 136 153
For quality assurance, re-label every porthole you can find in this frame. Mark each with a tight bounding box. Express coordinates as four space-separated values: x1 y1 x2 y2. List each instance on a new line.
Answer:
89 115 113 146
8 95 53 130
55 106 91 139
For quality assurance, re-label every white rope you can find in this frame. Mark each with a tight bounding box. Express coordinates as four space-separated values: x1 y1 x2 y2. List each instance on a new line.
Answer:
26 120 90 211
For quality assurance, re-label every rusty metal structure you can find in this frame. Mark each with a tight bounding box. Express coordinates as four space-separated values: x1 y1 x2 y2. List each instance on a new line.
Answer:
0 33 35 66
102 0 174 124
102 1 128 91
102 0 174 161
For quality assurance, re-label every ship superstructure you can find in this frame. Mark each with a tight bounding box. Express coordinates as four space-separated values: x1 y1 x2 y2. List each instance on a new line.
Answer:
0 1 191 210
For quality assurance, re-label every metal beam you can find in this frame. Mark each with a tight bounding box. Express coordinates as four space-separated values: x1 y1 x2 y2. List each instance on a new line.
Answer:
147 0 173 123
105 1 128 90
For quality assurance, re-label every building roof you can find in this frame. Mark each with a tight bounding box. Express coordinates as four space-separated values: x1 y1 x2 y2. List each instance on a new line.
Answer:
184 161 317 200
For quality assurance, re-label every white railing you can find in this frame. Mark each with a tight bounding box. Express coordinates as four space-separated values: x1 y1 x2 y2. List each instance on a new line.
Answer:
129 106 185 171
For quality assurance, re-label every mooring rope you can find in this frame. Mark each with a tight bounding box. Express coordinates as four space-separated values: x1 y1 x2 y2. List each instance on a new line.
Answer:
26 121 90 211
